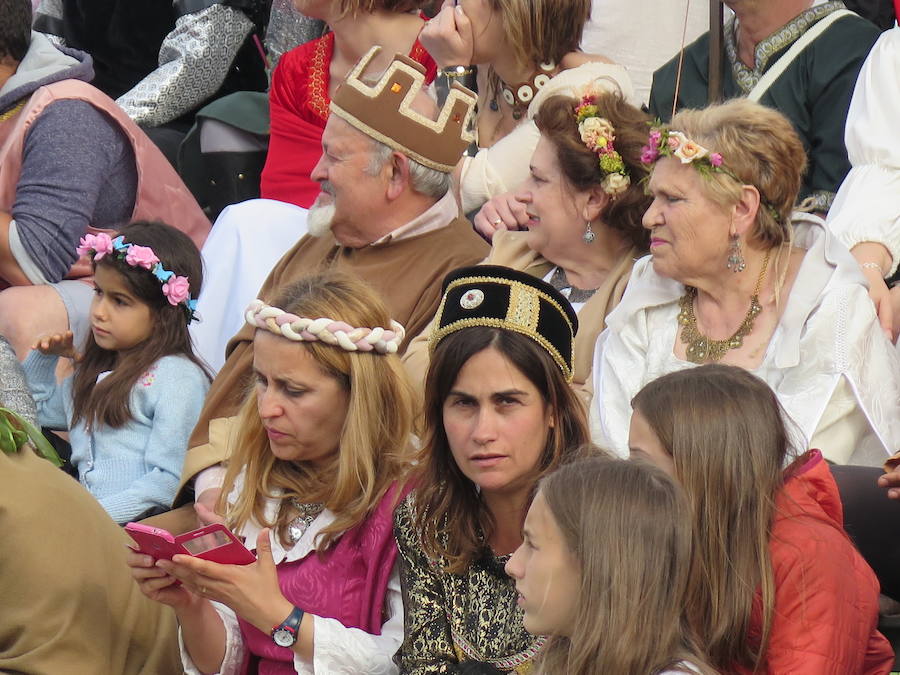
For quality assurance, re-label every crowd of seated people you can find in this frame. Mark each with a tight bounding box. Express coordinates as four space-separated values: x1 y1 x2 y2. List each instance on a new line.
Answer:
2 0 900 672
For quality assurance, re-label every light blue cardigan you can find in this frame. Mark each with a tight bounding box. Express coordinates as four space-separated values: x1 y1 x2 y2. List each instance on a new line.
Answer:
23 351 209 523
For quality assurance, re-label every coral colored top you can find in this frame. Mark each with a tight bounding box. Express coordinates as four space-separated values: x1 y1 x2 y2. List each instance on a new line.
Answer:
260 32 437 208
736 451 894 674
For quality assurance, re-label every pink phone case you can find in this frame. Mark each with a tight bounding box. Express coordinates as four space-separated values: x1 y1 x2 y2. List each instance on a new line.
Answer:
125 522 257 565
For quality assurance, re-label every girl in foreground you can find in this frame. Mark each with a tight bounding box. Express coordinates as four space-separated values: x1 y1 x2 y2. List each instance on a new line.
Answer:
506 456 713 675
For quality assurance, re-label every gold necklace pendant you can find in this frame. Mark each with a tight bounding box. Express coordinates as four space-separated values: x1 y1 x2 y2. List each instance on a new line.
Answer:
676 250 771 364
678 289 762 363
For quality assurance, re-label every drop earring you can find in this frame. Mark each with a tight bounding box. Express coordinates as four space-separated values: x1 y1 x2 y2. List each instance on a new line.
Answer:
583 221 595 244
726 232 745 272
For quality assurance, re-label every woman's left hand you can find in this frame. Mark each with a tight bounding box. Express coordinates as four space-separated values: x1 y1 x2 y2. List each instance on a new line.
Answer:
156 528 293 634
419 0 474 69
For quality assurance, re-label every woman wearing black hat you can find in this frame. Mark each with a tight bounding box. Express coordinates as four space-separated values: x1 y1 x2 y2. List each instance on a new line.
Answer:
394 266 592 674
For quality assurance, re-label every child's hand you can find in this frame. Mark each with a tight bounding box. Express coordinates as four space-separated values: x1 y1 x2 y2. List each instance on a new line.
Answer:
33 331 78 360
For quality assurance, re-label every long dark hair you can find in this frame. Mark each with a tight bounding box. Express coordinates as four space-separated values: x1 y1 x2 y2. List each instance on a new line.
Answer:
413 326 589 573
71 221 211 429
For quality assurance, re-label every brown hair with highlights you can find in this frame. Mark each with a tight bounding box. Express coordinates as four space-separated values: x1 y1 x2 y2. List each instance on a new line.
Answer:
535 456 714 675
535 92 652 251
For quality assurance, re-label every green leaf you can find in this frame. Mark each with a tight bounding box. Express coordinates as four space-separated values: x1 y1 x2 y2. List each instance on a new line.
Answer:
0 408 63 467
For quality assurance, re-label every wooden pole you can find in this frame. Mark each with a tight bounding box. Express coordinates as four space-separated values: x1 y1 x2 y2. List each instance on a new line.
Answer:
708 0 725 103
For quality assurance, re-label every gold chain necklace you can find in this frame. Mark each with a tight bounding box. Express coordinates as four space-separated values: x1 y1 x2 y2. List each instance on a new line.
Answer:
677 250 771 363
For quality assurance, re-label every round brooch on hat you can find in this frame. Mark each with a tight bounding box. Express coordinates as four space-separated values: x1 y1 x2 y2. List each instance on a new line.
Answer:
460 289 485 309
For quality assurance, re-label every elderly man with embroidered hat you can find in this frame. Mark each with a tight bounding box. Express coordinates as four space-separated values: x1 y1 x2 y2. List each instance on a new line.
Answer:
159 47 487 529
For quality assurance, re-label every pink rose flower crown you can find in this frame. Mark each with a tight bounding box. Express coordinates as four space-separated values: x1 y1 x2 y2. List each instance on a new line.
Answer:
76 233 198 322
640 126 781 223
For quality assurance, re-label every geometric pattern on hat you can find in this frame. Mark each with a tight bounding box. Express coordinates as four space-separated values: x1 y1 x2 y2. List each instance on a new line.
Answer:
429 265 578 381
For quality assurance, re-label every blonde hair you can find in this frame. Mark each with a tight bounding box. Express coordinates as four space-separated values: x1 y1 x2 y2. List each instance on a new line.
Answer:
490 0 590 68
220 271 415 550
336 0 429 19
668 99 807 251
631 364 799 672
534 456 713 675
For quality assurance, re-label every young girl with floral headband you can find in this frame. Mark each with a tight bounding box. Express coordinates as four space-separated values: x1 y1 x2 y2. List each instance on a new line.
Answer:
23 220 211 524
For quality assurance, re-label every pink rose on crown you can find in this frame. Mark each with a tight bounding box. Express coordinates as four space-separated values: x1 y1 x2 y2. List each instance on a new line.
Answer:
77 232 114 260
162 275 191 306
125 245 160 270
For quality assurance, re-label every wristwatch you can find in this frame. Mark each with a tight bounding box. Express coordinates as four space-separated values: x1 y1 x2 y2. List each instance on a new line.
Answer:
271 606 305 647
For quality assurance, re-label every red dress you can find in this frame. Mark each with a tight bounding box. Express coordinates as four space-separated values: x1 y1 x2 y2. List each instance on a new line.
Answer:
260 32 437 208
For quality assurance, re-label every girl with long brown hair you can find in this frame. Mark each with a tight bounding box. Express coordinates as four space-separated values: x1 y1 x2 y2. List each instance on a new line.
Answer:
23 220 210 523
394 265 591 674
129 270 416 674
506 456 713 675
629 364 893 674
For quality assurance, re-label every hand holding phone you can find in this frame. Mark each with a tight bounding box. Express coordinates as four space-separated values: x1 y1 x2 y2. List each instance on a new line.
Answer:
125 522 256 565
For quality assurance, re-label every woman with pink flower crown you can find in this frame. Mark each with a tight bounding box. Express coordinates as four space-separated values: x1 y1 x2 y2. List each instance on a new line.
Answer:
592 99 900 468
22 221 211 524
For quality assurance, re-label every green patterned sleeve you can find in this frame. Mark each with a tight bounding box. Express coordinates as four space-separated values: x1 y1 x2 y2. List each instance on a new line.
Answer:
393 497 458 675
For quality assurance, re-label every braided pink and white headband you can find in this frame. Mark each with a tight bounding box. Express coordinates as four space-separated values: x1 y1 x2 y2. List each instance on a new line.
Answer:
245 300 405 354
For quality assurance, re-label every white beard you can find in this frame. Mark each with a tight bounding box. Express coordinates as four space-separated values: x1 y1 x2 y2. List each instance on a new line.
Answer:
308 202 336 238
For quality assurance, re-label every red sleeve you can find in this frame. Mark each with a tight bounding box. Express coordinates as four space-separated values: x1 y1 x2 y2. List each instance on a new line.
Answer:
761 519 891 674
260 39 328 207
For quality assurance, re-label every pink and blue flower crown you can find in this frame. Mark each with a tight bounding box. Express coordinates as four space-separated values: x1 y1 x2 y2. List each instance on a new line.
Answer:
77 232 198 322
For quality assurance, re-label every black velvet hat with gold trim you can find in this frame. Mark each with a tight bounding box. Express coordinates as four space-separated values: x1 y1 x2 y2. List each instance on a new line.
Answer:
429 265 578 381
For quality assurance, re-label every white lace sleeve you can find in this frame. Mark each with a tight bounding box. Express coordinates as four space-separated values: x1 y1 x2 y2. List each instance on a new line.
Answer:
826 28 900 276
116 3 253 127
179 602 247 675
291 564 403 675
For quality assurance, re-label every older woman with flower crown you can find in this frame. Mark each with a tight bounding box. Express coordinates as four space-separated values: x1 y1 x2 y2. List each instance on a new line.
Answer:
403 90 650 405
592 98 900 466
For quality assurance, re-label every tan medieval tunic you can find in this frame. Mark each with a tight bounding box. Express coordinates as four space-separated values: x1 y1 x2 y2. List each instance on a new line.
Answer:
0 445 181 674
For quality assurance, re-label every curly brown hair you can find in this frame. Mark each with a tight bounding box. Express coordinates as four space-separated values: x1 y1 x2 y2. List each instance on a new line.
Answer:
534 92 651 251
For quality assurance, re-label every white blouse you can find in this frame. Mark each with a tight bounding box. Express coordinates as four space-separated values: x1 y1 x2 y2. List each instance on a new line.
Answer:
180 472 403 675
591 215 900 465
827 26 900 276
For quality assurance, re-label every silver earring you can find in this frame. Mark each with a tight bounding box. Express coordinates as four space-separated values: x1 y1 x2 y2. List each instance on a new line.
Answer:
583 221 595 244
726 233 745 272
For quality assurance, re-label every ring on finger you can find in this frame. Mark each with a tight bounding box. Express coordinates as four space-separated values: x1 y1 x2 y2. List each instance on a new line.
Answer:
491 218 503 226
199 586 207 595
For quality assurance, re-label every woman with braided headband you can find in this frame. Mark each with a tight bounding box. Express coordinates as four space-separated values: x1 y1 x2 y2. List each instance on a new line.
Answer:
128 270 416 674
